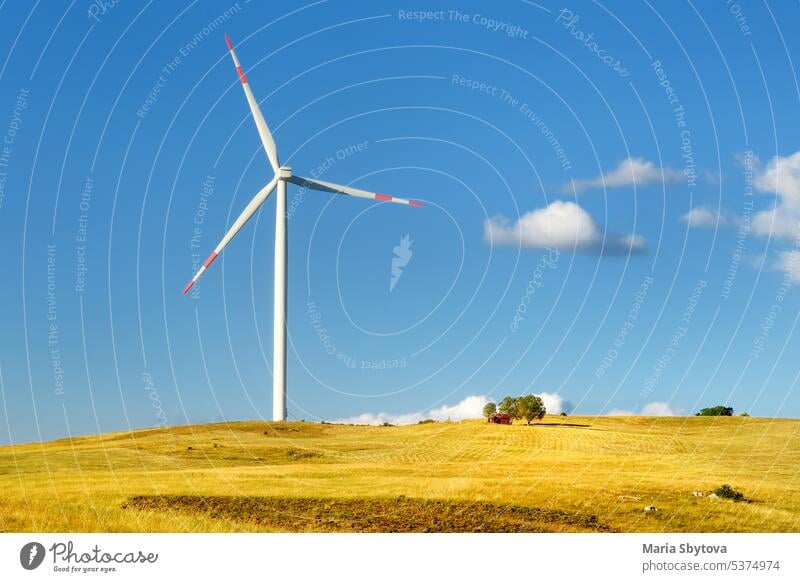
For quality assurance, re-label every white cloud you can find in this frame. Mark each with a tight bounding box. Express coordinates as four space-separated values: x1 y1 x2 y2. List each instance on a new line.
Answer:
485 201 598 248
772 249 800 283
333 395 490 425
751 208 800 238
484 201 645 254
334 393 574 425
618 234 647 251
566 157 683 193
641 402 678 416
682 206 726 228
607 401 678 416
746 151 800 288
535 392 573 415
744 253 767 269
752 151 800 238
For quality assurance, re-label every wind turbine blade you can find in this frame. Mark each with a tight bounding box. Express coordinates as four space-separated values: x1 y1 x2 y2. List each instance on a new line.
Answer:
225 34 280 174
286 175 424 207
183 177 278 294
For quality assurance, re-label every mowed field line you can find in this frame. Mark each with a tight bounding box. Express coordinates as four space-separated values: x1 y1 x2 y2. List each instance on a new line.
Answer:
0 416 798 532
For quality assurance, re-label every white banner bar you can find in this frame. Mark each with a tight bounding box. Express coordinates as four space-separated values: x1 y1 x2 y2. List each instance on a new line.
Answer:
1 533 797 581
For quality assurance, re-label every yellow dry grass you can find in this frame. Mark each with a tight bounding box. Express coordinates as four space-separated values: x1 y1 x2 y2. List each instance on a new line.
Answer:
0 415 798 532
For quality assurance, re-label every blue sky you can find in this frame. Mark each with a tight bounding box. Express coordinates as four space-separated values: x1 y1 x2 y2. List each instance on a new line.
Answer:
2 0 800 444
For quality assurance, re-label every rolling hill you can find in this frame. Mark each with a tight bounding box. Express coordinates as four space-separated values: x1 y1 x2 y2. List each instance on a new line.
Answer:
1 415 798 532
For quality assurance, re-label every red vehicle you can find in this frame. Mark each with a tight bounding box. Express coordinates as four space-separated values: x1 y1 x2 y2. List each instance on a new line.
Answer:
488 413 512 425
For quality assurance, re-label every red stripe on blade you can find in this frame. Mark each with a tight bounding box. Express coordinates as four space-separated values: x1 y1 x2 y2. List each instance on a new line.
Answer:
183 280 195 295
225 35 233 51
409 200 425 207
375 194 392 201
203 252 218 268
236 66 247 84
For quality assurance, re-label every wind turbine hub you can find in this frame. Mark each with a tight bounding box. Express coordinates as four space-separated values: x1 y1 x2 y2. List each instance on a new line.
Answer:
279 166 292 178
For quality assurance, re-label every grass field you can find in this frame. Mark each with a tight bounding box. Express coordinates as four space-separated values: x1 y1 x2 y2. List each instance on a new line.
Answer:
1 416 798 532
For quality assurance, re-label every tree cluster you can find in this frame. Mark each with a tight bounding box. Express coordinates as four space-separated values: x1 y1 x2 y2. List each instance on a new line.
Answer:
696 405 733 417
482 395 546 425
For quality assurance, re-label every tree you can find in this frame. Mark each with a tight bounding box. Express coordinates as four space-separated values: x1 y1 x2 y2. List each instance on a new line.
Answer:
517 394 546 425
482 402 497 418
498 396 519 418
696 406 733 417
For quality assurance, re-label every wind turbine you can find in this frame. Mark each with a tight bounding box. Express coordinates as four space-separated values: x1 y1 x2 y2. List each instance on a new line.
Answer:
183 35 423 421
